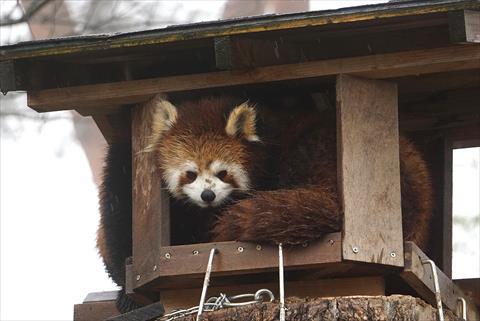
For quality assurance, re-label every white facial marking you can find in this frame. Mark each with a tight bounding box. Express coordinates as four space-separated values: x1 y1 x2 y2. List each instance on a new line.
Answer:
164 161 197 197
166 160 250 208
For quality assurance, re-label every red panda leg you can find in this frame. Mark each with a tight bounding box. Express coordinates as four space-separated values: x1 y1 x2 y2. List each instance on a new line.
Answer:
211 186 342 245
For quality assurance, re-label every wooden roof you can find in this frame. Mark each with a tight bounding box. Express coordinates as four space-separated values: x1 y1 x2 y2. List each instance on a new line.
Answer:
1 0 478 61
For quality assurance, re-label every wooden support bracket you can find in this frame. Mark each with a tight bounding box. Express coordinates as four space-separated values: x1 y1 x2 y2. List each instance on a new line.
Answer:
401 242 479 320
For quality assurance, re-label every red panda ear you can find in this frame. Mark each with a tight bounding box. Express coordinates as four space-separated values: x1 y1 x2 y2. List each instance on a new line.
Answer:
225 102 260 142
151 95 178 136
145 95 178 151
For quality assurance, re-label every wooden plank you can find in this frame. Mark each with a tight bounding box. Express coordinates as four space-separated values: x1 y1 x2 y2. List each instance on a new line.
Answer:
336 75 403 267
131 98 171 291
74 301 119 321
401 241 479 318
160 276 385 313
26 45 480 113
134 233 342 290
449 10 480 43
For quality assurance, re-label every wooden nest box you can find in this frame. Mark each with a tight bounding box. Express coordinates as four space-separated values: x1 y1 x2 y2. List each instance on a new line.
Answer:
1 1 479 320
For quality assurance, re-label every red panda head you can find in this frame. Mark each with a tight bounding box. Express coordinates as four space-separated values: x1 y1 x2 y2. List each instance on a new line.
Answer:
147 95 262 208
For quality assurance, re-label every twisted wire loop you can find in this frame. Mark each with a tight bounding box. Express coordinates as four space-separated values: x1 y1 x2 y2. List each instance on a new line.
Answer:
160 289 275 321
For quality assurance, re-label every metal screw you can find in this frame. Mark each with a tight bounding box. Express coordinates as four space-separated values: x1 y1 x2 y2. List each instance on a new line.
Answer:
165 252 171 259
352 246 359 253
153 265 157 271
390 252 396 258
237 246 244 253
302 242 309 248
328 239 335 246
136 275 141 281
256 245 262 251
193 250 199 255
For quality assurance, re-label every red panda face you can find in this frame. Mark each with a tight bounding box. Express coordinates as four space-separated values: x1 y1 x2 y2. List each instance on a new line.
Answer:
147 95 260 208
161 145 250 207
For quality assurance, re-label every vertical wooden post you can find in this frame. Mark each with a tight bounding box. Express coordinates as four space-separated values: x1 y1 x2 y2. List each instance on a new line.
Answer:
336 74 404 267
442 137 453 278
132 98 171 288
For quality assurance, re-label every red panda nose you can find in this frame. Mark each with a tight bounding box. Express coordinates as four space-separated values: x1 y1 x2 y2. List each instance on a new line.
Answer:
201 189 216 202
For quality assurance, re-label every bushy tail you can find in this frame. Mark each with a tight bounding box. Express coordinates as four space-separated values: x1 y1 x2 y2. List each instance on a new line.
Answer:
97 143 143 313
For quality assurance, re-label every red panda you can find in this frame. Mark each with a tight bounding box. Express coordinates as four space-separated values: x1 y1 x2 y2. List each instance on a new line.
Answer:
97 94 433 313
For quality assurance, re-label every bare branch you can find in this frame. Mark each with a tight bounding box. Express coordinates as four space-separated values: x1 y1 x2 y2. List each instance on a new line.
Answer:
0 0 52 26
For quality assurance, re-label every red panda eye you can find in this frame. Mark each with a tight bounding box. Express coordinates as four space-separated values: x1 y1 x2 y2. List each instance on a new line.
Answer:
185 171 197 183
216 170 228 181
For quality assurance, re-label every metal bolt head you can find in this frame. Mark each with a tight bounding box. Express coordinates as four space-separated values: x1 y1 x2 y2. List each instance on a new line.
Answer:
237 246 244 253
192 250 199 255
352 246 359 253
153 265 157 271
256 245 262 251
136 275 141 281
165 252 171 259
390 252 396 258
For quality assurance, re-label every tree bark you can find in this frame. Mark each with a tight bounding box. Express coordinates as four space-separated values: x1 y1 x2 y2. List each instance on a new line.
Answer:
167 295 462 321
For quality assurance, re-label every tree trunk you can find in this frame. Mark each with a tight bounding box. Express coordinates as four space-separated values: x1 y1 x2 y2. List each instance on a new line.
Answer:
167 295 462 321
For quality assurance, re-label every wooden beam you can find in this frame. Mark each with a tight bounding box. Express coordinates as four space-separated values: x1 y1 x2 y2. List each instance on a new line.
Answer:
133 233 342 290
449 10 480 43
336 75 403 267
131 98 171 293
401 242 479 317
26 45 480 113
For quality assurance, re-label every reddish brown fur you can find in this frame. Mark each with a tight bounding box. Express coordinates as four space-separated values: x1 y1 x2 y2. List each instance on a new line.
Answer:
151 96 433 251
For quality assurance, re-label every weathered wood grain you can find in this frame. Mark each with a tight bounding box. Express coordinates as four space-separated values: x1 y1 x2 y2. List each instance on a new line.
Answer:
131 98 171 290
336 75 403 267
27 45 480 112
134 233 342 290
